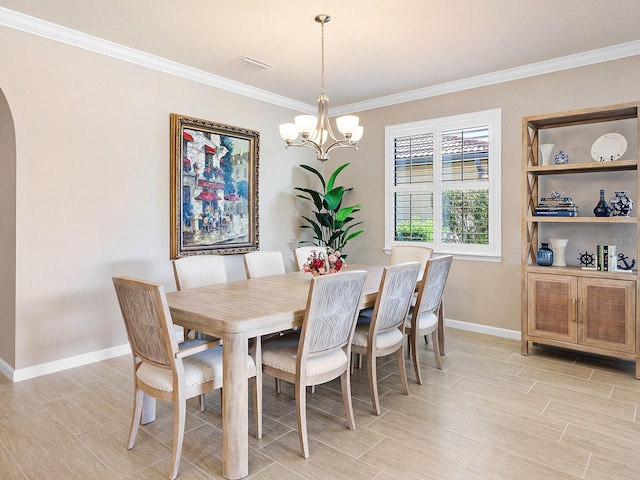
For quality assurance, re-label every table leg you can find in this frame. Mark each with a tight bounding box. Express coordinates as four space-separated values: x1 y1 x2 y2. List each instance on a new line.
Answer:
141 394 156 424
222 332 249 480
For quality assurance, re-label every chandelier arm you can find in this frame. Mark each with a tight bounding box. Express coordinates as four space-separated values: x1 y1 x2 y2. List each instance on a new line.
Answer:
283 141 323 156
325 140 359 154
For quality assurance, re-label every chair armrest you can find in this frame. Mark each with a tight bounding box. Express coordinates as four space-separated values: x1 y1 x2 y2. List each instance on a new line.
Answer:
175 340 220 359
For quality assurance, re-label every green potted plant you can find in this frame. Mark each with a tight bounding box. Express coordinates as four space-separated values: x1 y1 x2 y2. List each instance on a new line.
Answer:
295 162 363 257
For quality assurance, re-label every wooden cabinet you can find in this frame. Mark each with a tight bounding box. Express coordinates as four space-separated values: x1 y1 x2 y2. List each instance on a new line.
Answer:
521 102 640 377
527 271 635 354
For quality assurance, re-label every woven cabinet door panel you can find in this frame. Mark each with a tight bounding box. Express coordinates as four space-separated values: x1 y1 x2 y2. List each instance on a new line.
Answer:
527 273 577 342
578 277 636 353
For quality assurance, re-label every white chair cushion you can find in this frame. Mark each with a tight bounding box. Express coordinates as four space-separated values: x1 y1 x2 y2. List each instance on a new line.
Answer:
137 344 255 392
352 324 403 349
262 333 348 377
405 310 438 331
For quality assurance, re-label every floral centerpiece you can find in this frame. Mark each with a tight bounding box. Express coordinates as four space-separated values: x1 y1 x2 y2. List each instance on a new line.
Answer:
303 248 346 276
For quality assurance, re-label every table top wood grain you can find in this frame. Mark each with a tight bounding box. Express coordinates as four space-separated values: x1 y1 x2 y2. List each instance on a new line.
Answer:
166 265 385 337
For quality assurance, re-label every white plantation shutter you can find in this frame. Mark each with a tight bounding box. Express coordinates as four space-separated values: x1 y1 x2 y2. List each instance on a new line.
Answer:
385 109 501 260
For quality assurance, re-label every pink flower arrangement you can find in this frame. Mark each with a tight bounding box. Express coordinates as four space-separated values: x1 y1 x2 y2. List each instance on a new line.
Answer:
303 248 346 276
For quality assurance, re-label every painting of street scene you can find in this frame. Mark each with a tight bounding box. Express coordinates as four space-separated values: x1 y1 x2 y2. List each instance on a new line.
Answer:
170 115 259 257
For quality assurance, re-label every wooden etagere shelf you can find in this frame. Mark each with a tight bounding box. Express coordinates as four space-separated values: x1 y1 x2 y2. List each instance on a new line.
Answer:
526 159 638 174
521 101 640 378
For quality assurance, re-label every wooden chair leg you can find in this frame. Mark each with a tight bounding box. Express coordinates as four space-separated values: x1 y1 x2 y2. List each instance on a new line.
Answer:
295 380 309 458
170 396 187 480
396 345 409 395
341 369 356 431
252 375 262 439
411 331 422 385
366 353 381 415
127 386 145 449
198 393 205 412
431 330 443 370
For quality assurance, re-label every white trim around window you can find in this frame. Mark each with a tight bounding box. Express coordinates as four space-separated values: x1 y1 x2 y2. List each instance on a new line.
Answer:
384 108 502 261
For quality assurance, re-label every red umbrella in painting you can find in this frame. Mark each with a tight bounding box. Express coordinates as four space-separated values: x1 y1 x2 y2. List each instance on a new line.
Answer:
224 194 239 201
183 131 194 142
195 191 221 202
204 145 216 154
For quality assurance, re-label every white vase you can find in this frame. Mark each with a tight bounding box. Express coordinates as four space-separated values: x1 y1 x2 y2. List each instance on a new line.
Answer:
549 238 569 266
539 144 554 166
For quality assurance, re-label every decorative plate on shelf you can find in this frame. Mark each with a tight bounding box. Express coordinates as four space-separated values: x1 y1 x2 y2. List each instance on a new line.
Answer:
591 133 627 161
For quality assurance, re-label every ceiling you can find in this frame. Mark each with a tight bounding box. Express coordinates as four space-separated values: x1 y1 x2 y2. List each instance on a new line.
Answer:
1 0 640 110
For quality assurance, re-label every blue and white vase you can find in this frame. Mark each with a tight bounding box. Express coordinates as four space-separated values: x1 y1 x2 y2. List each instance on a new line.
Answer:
609 191 633 216
553 150 569 164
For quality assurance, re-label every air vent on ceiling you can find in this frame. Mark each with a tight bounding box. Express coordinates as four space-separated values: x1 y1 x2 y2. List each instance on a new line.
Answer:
230 56 273 72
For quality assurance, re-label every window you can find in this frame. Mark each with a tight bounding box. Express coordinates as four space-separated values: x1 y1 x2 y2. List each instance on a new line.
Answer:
385 109 501 259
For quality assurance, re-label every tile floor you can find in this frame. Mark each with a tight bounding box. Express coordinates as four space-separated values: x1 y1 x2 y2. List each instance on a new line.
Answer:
3 329 640 479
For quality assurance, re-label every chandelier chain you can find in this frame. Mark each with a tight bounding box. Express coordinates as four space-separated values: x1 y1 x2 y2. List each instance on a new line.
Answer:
320 18 325 96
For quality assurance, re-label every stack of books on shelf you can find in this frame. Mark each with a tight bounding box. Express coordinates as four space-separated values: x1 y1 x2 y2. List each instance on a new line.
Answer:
533 196 578 217
596 244 617 271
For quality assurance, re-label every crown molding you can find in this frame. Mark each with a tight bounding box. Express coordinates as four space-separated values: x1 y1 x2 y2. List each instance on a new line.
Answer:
332 40 640 115
2 7 638 117
0 7 315 114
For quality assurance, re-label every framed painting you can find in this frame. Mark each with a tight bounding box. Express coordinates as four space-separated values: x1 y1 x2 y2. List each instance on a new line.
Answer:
170 114 259 258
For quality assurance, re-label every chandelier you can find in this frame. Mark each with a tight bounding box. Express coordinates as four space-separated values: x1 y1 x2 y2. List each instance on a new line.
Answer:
279 14 363 162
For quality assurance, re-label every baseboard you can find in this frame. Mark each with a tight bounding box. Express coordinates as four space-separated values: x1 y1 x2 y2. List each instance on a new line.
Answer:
0 355 15 381
1 322 515 383
4 343 131 383
446 318 521 340
1 327 186 383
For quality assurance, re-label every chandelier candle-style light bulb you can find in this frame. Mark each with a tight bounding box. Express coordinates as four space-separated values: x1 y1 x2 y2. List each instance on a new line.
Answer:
279 14 364 162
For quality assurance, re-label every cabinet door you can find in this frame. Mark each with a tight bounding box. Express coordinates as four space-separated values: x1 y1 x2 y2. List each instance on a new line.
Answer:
578 277 636 353
527 273 577 342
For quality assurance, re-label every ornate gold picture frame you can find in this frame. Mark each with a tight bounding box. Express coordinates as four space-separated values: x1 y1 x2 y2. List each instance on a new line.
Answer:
170 114 259 258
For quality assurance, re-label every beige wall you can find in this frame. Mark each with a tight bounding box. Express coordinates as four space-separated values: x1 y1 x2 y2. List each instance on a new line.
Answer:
343 56 640 331
1 21 639 375
0 89 16 366
0 26 311 371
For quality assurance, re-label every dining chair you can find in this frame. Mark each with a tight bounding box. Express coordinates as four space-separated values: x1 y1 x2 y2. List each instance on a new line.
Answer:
112 276 262 480
261 270 368 458
351 262 421 415
243 250 286 278
405 255 453 384
172 254 228 290
389 244 433 269
172 255 227 341
294 245 322 271
389 244 434 343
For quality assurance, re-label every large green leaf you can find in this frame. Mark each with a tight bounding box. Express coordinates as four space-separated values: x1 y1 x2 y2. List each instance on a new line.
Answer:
314 211 333 228
295 188 324 211
335 204 361 222
300 164 326 190
326 163 350 191
324 186 345 211
300 216 323 241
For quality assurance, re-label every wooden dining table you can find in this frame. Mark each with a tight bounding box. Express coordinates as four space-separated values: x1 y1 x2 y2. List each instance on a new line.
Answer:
164 264 445 479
